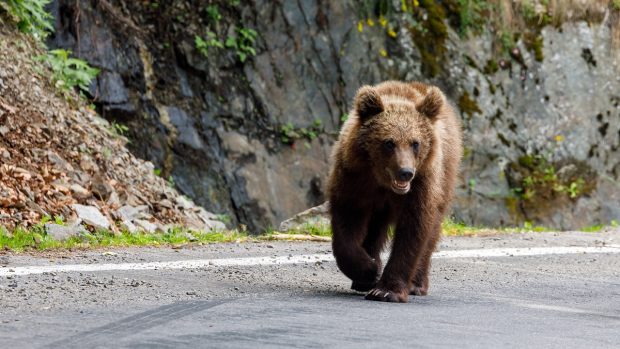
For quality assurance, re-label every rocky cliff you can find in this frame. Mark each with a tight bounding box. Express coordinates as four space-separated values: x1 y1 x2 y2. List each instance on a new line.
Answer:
46 0 620 231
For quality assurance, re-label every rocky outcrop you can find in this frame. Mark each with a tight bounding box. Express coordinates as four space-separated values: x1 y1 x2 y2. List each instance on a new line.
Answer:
46 1 620 231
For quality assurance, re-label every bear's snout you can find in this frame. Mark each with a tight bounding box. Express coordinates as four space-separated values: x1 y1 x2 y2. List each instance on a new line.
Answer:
398 167 415 181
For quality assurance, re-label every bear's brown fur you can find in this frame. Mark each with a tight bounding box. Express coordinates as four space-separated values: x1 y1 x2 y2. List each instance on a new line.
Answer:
327 81 462 303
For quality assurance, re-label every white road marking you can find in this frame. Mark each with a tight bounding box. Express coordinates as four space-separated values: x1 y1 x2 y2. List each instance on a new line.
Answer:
1 246 619 277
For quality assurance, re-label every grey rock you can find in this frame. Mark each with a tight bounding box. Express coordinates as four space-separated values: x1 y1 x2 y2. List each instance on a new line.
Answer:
47 151 73 172
279 202 330 232
44 223 86 241
0 126 8 136
167 107 204 150
134 219 158 233
120 219 138 234
203 219 226 231
71 204 110 230
116 205 149 221
47 1 620 230
96 71 129 104
175 195 194 210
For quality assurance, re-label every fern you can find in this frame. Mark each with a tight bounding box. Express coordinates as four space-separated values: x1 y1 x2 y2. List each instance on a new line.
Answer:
38 49 100 94
3 0 54 39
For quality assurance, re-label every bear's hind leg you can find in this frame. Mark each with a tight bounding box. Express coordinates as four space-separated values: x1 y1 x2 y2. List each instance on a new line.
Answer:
409 224 440 296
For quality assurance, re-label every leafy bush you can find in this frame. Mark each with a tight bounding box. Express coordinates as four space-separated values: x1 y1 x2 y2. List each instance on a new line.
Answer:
225 27 257 62
37 49 99 94
2 0 54 39
195 32 224 57
205 4 221 22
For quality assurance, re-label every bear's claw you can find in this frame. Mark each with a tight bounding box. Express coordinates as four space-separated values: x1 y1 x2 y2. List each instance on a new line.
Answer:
365 288 407 303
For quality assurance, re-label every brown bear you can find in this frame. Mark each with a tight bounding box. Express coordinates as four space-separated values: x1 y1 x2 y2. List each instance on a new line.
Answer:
327 81 462 303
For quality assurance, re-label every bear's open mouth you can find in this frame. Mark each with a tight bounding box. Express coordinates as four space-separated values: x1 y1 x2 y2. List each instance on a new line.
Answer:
391 179 410 194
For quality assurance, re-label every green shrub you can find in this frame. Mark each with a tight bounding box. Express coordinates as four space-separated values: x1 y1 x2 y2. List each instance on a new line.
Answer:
195 32 223 57
2 0 54 39
37 49 99 94
225 27 257 62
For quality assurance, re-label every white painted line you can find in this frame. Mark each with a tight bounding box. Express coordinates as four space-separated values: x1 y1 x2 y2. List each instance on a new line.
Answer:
432 246 620 259
1 246 619 277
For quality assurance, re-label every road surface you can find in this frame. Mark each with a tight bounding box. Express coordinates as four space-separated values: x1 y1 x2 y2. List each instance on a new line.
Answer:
1 230 619 348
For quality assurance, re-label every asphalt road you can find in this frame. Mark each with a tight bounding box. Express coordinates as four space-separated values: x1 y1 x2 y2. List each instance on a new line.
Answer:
1 230 619 348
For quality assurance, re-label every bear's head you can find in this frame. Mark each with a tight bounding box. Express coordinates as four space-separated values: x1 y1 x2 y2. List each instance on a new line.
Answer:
354 85 444 195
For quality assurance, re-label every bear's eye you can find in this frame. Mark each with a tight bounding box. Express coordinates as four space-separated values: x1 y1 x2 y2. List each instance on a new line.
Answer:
412 141 420 153
383 140 396 151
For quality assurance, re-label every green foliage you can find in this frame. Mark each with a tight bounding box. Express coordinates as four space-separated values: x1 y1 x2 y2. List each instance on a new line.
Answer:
167 175 175 187
613 0 620 11
195 32 224 57
225 27 257 63
458 91 481 118
280 119 323 145
3 0 53 39
581 224 604 233
38 49 99 94
109 121 129 137
456 0 487 37
205 4 221 22
521 221 550 232
215 214 232 225
510 154 588 201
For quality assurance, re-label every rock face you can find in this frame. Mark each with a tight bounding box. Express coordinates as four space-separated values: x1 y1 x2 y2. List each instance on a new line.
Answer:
47 1 620 230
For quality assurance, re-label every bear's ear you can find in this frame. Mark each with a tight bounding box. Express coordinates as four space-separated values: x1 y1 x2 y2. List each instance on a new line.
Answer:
416 86 444 121
354 86 384 122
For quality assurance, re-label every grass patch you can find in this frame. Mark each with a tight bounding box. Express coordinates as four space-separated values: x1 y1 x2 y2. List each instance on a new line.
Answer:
0 225 248 252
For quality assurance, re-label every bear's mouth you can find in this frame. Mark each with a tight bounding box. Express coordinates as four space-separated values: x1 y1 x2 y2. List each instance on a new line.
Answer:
391 179 410 194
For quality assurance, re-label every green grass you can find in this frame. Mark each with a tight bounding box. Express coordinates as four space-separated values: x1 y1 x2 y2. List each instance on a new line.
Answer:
442 219 553 236
0 225 248 252
3 217 616 252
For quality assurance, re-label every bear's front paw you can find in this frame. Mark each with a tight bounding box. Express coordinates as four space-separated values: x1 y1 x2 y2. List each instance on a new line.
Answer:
365 287 408 303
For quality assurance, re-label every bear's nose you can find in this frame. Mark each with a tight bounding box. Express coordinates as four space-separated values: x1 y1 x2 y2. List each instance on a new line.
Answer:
398 168 415 181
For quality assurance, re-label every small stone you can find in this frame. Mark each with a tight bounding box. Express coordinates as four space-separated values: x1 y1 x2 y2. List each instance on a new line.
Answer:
0 126 9 136
91 176 114 201
120 219 138 233
0 148 10 160
134 219 158 233
70 184 91 200
71 204 110 230
47 151 73 172
158 199 174 209
116 205 149 221
106 191 121 208
175 195 194 210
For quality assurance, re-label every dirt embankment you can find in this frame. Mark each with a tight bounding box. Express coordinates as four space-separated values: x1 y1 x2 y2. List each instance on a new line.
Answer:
0 21 224 233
